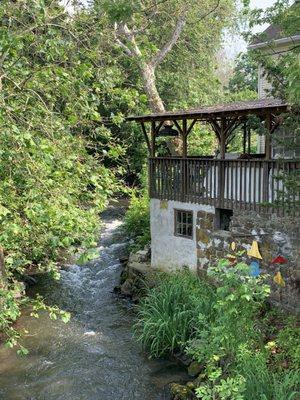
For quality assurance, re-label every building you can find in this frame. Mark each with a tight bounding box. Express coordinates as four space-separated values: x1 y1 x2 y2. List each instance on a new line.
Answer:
249 21 300 156
127 25 300 312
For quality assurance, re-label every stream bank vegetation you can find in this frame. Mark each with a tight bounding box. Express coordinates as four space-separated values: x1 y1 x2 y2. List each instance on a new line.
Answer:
1 0 241 351
135 262 300 400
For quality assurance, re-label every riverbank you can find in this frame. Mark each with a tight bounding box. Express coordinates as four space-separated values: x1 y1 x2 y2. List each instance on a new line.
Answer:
119 248 300 400
0 203 189 400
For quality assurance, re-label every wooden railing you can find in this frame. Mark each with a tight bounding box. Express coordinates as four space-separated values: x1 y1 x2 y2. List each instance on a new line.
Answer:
149 157 300 215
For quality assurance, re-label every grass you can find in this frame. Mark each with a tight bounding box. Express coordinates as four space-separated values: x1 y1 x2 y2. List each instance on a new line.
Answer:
134 270 215 358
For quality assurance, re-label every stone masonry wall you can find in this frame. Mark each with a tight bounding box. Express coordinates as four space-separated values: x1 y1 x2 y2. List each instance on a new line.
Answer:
196 210 300 313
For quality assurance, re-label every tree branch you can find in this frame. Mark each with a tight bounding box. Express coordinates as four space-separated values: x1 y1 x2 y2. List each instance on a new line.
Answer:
115 22 142 58
114 36 134 57
150 12 186 67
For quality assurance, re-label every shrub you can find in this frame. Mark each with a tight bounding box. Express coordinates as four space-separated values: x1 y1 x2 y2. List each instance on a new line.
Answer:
135 258 299 399
235 345 300 400
135 270 215 358
186 260 270 363
123 190 150 251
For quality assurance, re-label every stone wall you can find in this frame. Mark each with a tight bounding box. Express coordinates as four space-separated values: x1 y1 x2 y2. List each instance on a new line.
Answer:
149 197 299 313
196 209 300 313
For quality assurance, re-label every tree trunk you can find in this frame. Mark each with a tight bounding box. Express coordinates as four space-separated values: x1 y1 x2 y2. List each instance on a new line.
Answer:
140 62 165 113
140 63 181 155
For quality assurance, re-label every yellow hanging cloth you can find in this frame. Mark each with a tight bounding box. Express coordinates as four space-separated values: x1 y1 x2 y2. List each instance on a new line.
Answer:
247 240 262 260
274 271 285 287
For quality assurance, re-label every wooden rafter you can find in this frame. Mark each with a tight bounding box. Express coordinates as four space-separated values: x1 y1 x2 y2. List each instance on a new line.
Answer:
173 120 183 135
187 119 197 135
225 120 244 145
140 122 151 153
270 115 282 134
154 121 164 135
209 119 221 140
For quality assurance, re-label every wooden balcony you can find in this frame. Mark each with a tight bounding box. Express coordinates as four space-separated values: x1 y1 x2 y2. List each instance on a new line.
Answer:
149 157 300 215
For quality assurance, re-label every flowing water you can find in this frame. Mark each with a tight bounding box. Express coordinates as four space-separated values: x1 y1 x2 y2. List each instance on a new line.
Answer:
0 204 187 400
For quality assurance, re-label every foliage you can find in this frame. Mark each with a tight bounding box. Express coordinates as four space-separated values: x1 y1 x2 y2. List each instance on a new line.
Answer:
0 0 119 349
123 188 151 251
186 260 270 362
136 256 299 399
94 0 238 109
245 0 300 104
275 320 300 370
227 52 258 94
195 363 245 400
135 270 215 357
187 125 217 156
234 344 300 400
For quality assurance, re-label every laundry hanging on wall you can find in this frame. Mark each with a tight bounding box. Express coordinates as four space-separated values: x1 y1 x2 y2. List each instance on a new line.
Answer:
247 240 262 260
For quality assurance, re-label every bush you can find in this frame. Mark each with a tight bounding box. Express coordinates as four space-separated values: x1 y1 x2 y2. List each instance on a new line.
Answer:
123 190 150 251
186 261 270 363
135 258 299 399
135 270 215 358
235 345 300 400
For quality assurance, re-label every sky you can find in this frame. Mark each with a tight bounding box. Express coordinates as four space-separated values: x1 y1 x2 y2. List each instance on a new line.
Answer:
224 0 277 59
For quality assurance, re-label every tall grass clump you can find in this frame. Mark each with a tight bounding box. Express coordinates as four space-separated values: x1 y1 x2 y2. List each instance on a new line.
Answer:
135 270 215 358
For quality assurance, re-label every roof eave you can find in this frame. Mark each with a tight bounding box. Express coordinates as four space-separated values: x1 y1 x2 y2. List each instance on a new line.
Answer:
248 34 300 50
127 105 288 123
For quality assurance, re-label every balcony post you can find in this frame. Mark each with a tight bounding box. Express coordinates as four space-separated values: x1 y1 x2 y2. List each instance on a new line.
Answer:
265 113 272 160
262 113 272 204
181 119 188 201
218 118 226 207
150 120 156 157
220 117 226 159
182 119 187 158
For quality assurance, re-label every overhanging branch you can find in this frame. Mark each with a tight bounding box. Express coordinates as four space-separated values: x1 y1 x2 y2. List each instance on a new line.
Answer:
150 13 186 67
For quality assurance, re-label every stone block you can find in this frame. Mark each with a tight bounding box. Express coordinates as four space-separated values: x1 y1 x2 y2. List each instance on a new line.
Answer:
196 229 210 244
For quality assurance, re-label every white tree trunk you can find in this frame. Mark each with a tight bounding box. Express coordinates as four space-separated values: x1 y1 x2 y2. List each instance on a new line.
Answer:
140 62 165 113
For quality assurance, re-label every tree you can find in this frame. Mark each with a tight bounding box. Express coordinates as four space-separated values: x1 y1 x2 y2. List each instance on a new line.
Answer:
94 0 237 113
228 52 258 93
0 0 118 348
245 0 300 105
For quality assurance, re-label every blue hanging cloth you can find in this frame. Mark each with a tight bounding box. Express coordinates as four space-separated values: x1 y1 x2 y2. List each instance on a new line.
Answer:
249 261 260 277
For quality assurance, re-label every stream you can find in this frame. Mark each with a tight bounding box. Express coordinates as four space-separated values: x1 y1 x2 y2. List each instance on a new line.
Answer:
0 203 187 400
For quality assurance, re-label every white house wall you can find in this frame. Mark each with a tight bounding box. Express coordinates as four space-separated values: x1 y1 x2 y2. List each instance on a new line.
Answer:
150 199 214 271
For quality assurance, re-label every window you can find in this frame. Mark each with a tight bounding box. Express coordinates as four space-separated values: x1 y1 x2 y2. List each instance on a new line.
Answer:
174 210 193 238
215 208 233 231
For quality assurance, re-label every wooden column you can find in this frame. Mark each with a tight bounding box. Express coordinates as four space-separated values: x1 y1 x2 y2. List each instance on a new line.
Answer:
150 120 156 157
181 119 187 201
263 113 272 203
247 124 251 154
219 117 226 207
182 119 187 158
220 117 226 159
265 113 272 160
243 120 247 154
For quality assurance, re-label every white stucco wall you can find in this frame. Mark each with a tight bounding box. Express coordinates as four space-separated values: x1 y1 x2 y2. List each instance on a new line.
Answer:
150 199 214 272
